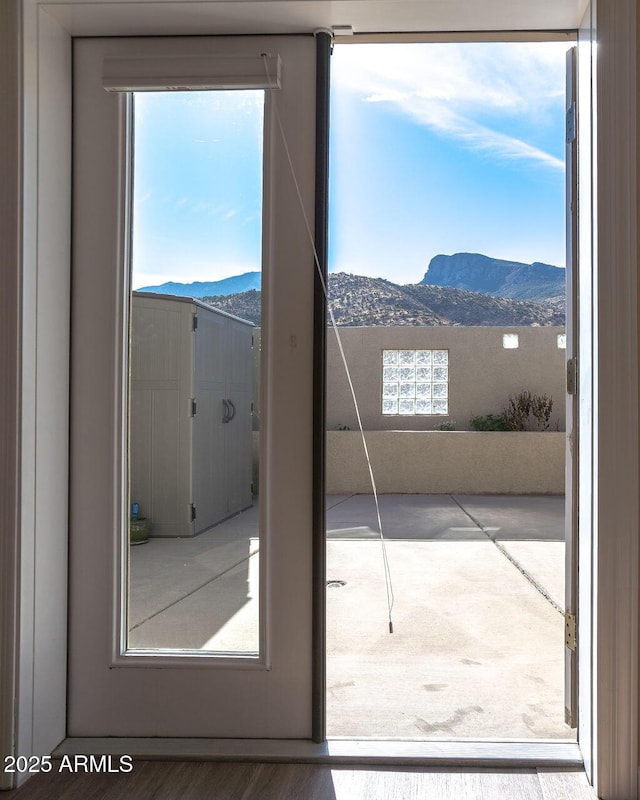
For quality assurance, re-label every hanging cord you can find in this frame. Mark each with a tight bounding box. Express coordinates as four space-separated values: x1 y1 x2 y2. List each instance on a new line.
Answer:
262 53 395 633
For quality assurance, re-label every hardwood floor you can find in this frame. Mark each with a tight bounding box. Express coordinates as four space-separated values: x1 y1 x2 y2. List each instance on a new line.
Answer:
4 762 598 799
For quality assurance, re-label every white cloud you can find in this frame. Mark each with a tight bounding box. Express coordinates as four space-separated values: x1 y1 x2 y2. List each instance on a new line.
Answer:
333 42 567 171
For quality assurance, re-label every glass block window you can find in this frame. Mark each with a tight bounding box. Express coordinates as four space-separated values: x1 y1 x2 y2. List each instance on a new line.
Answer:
382 349 449 415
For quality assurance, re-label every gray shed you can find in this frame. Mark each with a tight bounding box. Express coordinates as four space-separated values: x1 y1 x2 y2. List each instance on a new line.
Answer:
130 292 254 537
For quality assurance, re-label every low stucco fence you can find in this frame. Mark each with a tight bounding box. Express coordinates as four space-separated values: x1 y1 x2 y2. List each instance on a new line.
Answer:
326 430 565 495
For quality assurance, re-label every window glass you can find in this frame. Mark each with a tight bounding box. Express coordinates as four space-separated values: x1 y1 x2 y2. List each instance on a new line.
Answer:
127 90 264 655
382 349 448 415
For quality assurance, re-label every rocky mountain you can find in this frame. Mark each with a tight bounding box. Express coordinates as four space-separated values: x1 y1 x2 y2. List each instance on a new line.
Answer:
421 253 565 302
138 271 261 298
205 272 565 327
207 289 262 324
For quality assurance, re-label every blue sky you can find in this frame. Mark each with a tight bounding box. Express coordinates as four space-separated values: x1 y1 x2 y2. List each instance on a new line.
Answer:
132 90 264 289
132 41 568 289
329 42 568 284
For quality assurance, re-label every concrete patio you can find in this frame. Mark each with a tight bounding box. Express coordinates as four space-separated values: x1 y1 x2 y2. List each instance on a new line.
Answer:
129 493 572 742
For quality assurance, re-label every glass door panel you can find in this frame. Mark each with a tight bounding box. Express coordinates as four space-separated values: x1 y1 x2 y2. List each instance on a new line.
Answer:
127 90 264 655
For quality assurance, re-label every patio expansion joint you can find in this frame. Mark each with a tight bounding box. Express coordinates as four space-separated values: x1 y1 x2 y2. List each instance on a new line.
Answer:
130 546 260 631
449 495 564 616
326 493 357 511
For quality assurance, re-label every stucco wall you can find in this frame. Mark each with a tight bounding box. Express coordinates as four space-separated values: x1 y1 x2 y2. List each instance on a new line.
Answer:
253 326 567 433
251 327 567 493
325 326 567 432
326 430 565 495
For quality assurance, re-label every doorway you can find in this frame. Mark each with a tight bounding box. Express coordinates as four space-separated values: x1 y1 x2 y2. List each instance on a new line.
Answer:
16 2 640 796
324 40 577 741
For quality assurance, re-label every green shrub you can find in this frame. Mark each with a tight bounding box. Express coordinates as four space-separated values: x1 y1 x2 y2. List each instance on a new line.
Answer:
469 413 510 431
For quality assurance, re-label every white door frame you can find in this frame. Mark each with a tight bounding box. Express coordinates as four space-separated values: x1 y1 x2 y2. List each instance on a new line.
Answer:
4 0 639 796
564 43 578 730
587 1 639 795
0 1 22 791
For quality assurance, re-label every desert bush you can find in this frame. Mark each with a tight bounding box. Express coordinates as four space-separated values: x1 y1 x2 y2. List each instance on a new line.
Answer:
502 390 553 431
434 420 456 431
470 391 553 431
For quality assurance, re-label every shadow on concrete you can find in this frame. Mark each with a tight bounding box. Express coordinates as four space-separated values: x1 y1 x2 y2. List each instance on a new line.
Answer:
326 494 564 542
128 503 259 651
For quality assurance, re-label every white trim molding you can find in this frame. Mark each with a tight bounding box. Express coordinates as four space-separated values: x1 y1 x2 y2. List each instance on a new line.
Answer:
576 0 595 783
0 0 21 790
15 3 71 781
593 0 640 797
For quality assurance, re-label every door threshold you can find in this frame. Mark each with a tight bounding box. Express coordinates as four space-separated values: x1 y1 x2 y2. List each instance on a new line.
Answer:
55 737 582 768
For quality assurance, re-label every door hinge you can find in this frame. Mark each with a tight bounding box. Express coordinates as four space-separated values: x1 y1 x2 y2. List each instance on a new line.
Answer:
566 103 576 144
567 357 578 395
192 314 198 331
190 398 197 417
565 611 577 652
190 503 196 522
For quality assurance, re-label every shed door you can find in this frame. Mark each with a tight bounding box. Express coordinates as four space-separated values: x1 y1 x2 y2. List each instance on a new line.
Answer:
69 35 317 737
191 309 254 531
192 308 231 533
223 320 255 516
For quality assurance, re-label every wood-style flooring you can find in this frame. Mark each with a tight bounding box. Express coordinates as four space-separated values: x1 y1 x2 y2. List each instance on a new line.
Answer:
5 762 598 799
